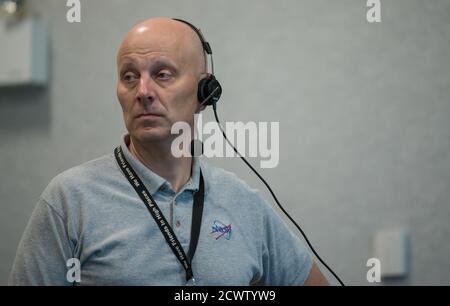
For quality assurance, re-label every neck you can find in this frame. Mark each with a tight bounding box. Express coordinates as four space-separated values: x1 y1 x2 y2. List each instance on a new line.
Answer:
128 135 192 193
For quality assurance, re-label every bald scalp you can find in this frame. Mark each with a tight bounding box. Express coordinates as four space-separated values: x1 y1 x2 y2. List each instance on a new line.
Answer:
117 17 207 75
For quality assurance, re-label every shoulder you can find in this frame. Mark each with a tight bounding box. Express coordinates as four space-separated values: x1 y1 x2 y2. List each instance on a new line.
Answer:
199 159 270 211
48 153 115 188
199 159 291 223
40 153 116 210
200 159 258 195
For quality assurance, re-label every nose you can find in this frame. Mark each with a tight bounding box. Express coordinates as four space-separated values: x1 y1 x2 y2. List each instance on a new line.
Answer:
136 75 155 104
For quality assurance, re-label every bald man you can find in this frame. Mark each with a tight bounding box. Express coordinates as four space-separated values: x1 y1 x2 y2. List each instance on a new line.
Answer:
9 18 328 286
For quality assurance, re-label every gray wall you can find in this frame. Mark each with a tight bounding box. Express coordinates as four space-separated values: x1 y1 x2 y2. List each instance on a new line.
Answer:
1 0 450 285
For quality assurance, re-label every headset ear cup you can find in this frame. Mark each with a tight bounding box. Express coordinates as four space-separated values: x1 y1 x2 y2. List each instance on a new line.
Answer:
197 78 209 104
198 75 222 106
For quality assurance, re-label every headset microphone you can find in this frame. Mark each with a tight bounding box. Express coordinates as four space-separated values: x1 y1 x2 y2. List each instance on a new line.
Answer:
173 18 345 286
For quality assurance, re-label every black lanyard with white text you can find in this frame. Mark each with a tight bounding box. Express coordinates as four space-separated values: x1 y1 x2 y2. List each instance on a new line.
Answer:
114 146 204 285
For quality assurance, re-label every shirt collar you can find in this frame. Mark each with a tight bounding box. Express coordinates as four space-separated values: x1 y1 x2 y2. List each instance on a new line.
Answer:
120 134 201 195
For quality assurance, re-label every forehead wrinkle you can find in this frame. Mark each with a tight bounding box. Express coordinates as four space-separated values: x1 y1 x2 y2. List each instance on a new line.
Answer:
117 51 183 76
117 44 173 66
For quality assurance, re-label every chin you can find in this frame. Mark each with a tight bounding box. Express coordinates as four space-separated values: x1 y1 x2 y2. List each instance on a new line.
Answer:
131 127 171 144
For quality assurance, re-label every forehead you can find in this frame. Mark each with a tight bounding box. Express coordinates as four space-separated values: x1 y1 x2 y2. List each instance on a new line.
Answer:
118 38 179 64
117 22 199 70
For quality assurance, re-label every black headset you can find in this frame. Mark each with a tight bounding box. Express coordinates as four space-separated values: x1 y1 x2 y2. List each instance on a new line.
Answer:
172 18 222 106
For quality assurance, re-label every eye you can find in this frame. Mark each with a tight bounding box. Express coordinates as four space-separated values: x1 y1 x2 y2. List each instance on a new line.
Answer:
156 71 173 81
122 72 138 82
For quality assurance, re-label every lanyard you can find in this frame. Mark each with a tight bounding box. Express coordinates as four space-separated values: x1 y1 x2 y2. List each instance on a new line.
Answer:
114 146 204 285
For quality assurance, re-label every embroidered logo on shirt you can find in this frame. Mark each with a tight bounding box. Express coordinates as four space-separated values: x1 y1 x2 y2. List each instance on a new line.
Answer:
209 220 232 240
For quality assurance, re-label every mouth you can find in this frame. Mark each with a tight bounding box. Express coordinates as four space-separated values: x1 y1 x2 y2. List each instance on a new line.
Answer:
135 113 163 119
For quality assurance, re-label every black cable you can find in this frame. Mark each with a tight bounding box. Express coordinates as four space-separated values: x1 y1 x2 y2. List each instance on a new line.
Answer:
212 103 345 286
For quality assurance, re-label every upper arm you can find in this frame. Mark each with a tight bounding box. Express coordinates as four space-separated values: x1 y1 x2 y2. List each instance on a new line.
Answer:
257 192 314 285
9 199 74 286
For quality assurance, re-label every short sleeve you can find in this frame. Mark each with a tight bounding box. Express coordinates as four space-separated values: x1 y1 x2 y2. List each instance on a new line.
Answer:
258 194 313 285
8 198 75 286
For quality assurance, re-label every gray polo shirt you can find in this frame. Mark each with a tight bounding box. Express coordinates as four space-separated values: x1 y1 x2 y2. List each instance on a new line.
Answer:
9 135 313 285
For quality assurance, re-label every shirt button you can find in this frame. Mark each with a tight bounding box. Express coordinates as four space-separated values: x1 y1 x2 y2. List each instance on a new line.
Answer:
175 220 181 228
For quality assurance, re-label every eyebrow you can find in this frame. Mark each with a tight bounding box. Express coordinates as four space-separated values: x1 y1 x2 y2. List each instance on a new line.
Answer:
118 58 179 74
151 59 179 73
119 62 137 73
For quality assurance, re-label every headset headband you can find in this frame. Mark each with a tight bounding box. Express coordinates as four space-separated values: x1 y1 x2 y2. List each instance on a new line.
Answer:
172 18 214 75
172 18 212 54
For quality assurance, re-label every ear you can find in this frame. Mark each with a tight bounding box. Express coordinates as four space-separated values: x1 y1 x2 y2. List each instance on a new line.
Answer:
200 72 210 79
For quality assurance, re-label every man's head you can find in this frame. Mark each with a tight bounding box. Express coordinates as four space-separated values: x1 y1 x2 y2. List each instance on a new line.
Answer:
116 17 207 145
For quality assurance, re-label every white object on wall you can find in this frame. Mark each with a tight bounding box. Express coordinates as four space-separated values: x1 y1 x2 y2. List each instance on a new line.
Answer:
0 17 48 86
374 227 410 279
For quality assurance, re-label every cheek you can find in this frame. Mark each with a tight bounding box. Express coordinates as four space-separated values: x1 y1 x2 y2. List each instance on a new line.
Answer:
117 89 136 129
117 87 133 113
171 82 199 113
